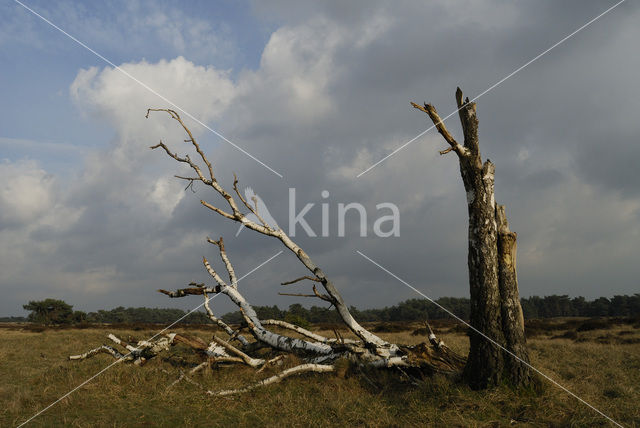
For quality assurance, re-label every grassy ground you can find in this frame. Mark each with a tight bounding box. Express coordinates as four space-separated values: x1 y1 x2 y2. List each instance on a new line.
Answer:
1 319 639 427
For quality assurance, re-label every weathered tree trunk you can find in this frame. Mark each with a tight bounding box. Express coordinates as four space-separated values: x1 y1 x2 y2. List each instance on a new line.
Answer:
496 206 531 386
412 87 531 389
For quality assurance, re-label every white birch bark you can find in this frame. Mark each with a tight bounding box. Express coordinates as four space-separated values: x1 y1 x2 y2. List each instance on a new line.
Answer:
207 364 335 397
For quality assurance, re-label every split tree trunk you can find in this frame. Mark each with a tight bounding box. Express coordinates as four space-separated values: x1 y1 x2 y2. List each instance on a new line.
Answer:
496 206 531 385
413 88 531 389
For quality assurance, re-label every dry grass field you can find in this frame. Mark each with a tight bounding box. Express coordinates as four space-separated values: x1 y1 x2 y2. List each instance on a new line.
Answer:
1 318 639 427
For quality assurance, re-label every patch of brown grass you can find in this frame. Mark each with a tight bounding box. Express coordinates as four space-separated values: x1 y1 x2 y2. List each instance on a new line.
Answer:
1 320 638 427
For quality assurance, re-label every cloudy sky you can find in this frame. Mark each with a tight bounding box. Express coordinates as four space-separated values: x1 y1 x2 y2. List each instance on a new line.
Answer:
1 0 638 317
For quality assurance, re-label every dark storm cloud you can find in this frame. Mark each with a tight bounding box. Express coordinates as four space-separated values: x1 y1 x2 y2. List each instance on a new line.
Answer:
3 1 639 317
216 0 640 306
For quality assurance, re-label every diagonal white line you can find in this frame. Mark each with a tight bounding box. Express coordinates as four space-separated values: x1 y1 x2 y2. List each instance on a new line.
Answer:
356 250 624 428
13 0 283 179
16 250 283 427
356 0 626 177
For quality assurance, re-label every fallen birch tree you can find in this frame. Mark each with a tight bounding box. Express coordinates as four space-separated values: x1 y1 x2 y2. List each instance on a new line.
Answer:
70 107 465 395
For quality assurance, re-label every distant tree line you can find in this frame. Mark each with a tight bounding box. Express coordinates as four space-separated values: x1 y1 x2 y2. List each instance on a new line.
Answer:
221 294 640 325
220 298 474 325
0 316 27 322
11 294 640 325
520 294 640 318
85 306 210 324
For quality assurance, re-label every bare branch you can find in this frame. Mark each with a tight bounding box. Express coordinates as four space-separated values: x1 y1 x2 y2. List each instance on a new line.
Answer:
69 345 128 362
333 328 344 344
278 292 317 298
211 335 264 367
165 361 210 392
423 321 444 348
207 237 238 288
108 333 138 353
203 291 249 346
174 175 203 182
158 287 219 298
232 173 269 227
453 87 480 160
200 250 337 356
203 257 229 289
233 173 254 212
278 286 331 303
262 320 330 343
207 364 335 396
210 356 245 364
150 141 210 184
281 276 321 285
200 200 236 221
172 334 210 354
312 284 332 302
256 355 285 373
455 86 467 135
70 333 176 366
146 109 214 182
410 102 466 157
250 196 270 228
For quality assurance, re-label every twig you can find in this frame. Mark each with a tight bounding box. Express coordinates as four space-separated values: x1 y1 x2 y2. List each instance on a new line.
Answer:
281 276 321 285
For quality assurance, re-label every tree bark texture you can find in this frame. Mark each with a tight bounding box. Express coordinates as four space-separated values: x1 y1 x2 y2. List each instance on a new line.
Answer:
413 88 531 389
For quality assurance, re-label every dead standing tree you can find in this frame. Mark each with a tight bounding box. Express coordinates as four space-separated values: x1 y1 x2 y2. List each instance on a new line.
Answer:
70 108 465 394
411 87 531 389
